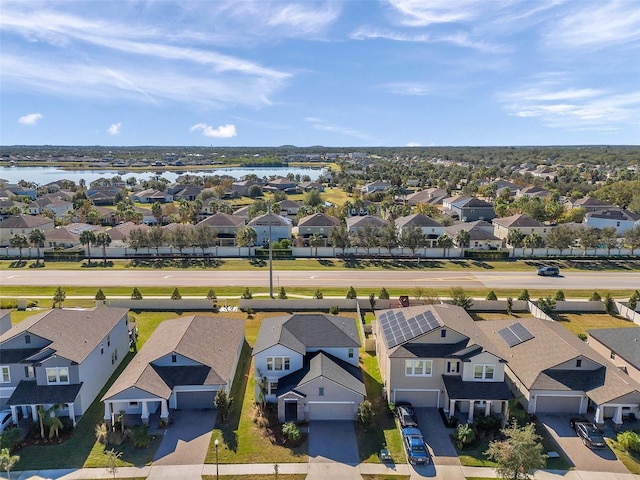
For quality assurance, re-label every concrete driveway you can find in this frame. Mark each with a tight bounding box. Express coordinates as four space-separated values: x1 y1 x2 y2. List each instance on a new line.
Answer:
538 413 628 474
308 420 359 464
415 408 461 466
153 409 217 466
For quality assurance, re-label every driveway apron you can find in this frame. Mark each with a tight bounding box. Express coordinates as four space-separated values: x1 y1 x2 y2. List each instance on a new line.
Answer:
415 408 462 466
153 410 217 466
308 420 359 464
538 413 628 474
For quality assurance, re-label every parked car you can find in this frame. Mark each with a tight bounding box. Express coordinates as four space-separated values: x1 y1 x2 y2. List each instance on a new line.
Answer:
537 266 560 276
395 401 418 428
0 409 14 433
401 427 430 465
574 421 606 448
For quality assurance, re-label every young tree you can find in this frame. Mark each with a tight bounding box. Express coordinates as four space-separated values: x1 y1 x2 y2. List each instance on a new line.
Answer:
486 290 498 301
207 289 217 300
194 224 217 254
328 224 350 254
0 447 20 480
454 229 470 249
105 448 122 480
241 288 253 299
554 290 565 301
623 225 640 254
544 225 574 253
378 287 390 300
278 287 287 299
590 291 601 302
436 233 454 257
127 228 149 254
95 232 112 265
313 289 323 299
506 297 514 315
53 286 66 308
29 228 46 265
399 224 425 257
517 289 530 301
346 286 357 299
9 233 28 260
537 297 556 315
215 389 233 423
485 423 547 480
600 226 618 255
451 287 473 310
507 229 525 249
171 288 182 300
369 293 376 311
628 290 640 311
131 287 143 300
79 229 96 265
357 400 374 428
95 289 106 301
236 226 258 247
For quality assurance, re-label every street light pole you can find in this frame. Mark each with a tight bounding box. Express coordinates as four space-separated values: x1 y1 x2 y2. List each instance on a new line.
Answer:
268 202 274 298
215 438 219 480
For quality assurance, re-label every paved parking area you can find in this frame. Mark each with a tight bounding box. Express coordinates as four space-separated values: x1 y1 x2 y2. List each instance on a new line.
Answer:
308 420 359 464
153 409 217 466
538 413 628 474
414 407 461 466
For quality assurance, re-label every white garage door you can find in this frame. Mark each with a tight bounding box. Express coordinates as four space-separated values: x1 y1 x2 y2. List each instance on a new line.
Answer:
535 395 581 413
309 402 354 420
176 390 216 410
393 390 439 408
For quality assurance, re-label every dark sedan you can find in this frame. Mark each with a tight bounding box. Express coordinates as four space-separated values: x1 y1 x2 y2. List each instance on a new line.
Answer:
395 402 418 429
574 422 606 448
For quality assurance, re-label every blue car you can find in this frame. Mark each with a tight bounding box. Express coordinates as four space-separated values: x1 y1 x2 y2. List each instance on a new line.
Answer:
401 427 430 465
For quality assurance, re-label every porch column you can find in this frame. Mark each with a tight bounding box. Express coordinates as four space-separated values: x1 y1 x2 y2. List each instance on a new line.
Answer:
68 403 76 427
502 401 510 427
468 400 475 423
594 405 604 424
141 400 150 424
613 406 623 425
10 406 19 425
104 402 112 424
449 399 456 419
485 401 491 417
160 399 169 420
21 406 28 418
30 404 38 422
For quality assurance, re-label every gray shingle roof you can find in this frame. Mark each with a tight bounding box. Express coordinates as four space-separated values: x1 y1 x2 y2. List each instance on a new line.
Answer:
493 214 544 228
7 380 83 406
0 215 54 229
588 327 640 370
442 375 512 401
395 213 443 229
297 213 340 228
253 314 360 356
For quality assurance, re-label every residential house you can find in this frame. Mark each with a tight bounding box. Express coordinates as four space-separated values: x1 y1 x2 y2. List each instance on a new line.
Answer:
565 196 615 213
395 213 444 248
0 310 11 335
585 208 640 235
346 215 388 236
173 185 203 202
278 200 302 217
0 215 55 246
252 313 364 422
107 222 151 247
516 185 550 199
492 214 549 246
28 198 73 218
442 196 496 222
0 200 23 217
102 315 244 425
247 213 292 246
374 304 512 422
131 189 173 204
296 213 340 240
3 184 36 200
446 221 502 249
0 307 130 426
232 179 262 197
476 318 640 424
587 327 640 384
265 177 297 192
360 181 391 195
88 190 118 206
405 188 448 206
196 213 246 245
298 181 325 192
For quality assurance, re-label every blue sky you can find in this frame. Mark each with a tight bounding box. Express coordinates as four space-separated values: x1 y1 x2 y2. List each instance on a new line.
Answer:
1 0 639 147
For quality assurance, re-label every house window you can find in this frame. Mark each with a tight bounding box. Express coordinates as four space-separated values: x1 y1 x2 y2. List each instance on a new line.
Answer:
0 366 10 383
319 387 324 396
46 367 69 384
112 350 118 365
474 364 495 380
405 359 433 376
576 359 582 368
268 382 278 395
441 329 447 338
25 366 35 378
129 402 139 407
101 344 104 355
447 361 460 373
171 354 177 363
266 357 291 371
610 351 616 360
107 335 111 347
25 334 31 344
348 348 354 358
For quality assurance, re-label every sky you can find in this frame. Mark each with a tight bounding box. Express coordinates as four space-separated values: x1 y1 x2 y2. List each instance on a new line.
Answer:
1 0 639 147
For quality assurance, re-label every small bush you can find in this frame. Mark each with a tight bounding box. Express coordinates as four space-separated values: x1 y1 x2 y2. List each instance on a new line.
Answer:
537 297 556 315
278 287 287 299
451 287 473 310
378 287 390 300
346 286 357 299
616 430 640 453
171 288 182 300
131 425 151 448
517 289 530 301
207 289 217 300
590 291 601 301
313 289 323 299
506 297 513 315
486 290 498 301
241 288 253 299
604 293 615 314
95 289 106 301
628 290 640 310
107 430 126 446
282 422 301 443
95 423 108 445
329 305 340 315
0 427 23 451
131 287 143 300
358 400 374 427
554 290 565 301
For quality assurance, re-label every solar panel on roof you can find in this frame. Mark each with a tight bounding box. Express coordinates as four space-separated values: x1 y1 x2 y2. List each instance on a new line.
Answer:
497 322 535 348
498 328 519 347
510 322 534 343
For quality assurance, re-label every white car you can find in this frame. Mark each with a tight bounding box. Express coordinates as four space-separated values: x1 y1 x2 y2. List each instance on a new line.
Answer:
0 409 14 433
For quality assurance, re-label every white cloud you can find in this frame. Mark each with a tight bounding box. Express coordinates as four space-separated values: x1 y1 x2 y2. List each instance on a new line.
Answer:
304 118 375 142
190 123 237 138
388 0 485 26
381 82 433 96
18 113 42 125
107 122 122 135
406 142 421 146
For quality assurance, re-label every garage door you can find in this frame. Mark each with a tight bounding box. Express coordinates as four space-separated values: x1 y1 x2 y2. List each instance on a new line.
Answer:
176 390 216 410
535 395 581 413
309 402 354 420
393 389 439 408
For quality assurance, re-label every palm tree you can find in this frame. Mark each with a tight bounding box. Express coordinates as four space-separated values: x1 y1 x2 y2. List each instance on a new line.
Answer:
0 447 20 480
79 230 96 265
523 232 544 256
236 226 257 247
454 229 470 257
29 228 46 264
308 233 324 257
436 233 454 258
95 232 112 265
10 233 29 260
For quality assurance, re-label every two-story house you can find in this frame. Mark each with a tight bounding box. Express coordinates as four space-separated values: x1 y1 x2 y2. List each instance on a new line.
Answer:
247 213 292 246
587 327 640 385
492 214 549 246
584 208 640 235
0 307 130 426
395 213 445 248
252 314 364 422
197 213 246 246
0 214 56 247
296 213 340 241
102 315 244 425
441 196 496 222
374 304 512 423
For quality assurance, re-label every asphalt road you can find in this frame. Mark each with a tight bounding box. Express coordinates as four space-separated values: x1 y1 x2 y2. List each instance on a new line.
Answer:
2 269 639 290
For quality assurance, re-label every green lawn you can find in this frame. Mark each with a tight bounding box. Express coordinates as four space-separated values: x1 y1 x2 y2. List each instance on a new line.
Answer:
553 312 636 338
607 431 640 474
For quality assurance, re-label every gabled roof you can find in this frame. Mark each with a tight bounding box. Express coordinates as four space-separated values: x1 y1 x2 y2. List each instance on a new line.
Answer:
107 222 150 241
278 200 302 209
588 327 640 370
297 212 340 228
586 208 640 222
345 215 388 229
103 315 244 401
571 197 613 208
446 221 500 241
395 213 443 229
197 212 246 228
0 307 129 364
277 351 365 397
0 214 54 229
492 214 544 229
247 213 292 227
443 375 512 401
253 314 360 356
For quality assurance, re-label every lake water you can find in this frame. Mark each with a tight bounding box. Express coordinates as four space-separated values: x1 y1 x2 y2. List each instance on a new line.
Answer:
0 165 325 185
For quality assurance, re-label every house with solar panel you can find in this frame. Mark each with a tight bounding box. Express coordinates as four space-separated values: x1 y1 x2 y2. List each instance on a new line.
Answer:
252 313 365 422
374 304 512 423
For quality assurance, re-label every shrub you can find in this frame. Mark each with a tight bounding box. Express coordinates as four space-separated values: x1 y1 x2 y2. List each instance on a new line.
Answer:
329 305 340 315
95 422 108 445
517 289 530 301
577 333 587 341
485 290 498 301
207 289 217 300
95 289 106 301
537 297 556 315
378 287 390 300
455 423 476 449
451 287 473 310
590 291 601 302
604 292 615 314
616 431 640 453
358 400 374 427
171 288 182 300
131 425 151 448
554 290 565 301
131 287 143 300
506 297 513 315
0 428 23 451
215 389 233 423
107 430 126 446
278 287 287 299
282 422 301 443
241 288 253 299
313 289 323 299
628 290 640 310
346 286 357 299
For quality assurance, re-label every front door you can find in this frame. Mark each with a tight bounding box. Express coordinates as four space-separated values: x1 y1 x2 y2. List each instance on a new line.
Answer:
285 401 297 422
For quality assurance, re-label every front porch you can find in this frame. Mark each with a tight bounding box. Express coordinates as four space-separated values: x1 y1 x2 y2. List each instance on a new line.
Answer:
103 397 169 426
442 375 513 423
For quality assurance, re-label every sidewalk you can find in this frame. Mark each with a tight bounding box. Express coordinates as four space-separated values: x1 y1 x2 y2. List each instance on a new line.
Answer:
6 463 640 480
